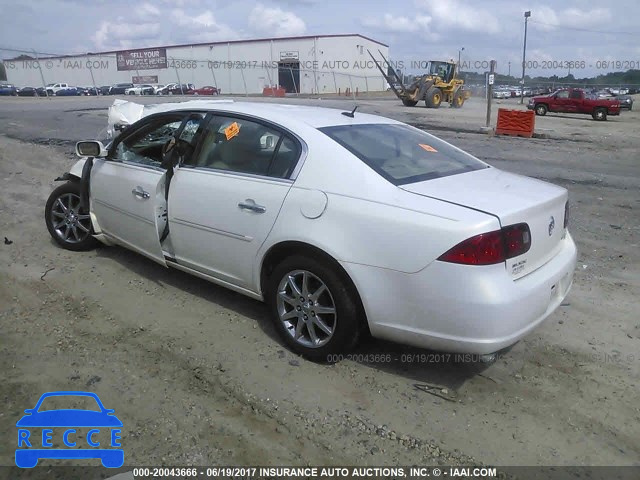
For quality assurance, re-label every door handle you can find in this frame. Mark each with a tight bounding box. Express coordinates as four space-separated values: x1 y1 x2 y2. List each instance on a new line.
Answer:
238 199 266 214
132 187 150 199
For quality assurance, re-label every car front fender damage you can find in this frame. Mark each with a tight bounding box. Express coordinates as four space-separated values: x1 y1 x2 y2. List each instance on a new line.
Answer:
54 158 88 182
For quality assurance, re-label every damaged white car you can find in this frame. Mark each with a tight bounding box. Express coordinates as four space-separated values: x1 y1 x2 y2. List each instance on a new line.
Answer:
45 100 577 360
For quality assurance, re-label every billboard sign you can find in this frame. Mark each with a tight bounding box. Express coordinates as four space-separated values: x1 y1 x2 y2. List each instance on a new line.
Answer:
116 48 167 71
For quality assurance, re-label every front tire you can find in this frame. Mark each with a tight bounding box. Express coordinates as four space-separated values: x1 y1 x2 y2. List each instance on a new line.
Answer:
535 104 548 116
45 182 98 251
267 255 361 361
425 87 443 108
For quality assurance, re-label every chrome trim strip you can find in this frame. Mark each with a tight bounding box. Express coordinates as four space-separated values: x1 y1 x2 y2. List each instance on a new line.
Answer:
171 217 252 242
101 159 165 174
176 166 293 185
93 199 154 225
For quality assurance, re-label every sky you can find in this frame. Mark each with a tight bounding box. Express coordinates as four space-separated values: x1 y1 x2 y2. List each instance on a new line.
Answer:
1 0 639 78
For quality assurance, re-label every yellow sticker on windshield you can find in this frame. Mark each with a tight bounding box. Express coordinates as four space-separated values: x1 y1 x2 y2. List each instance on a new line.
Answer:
419 143 438 152
224 122 240 140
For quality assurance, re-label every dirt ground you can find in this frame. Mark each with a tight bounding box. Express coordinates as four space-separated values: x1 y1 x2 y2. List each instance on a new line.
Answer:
0 95 639 478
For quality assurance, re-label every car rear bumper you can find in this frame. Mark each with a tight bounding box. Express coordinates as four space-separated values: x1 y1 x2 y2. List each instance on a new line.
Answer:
343 232 577 354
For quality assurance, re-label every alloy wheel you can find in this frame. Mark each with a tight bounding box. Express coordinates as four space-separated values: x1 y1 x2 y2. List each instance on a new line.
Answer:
49 192 91 244
276 270 337 348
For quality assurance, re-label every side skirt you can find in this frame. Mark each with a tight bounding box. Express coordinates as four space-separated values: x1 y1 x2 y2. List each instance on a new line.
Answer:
164 256 264 302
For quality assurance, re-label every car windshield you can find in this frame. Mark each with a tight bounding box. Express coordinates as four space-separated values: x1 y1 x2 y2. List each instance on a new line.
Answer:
319 123 486 185
38 395 101 412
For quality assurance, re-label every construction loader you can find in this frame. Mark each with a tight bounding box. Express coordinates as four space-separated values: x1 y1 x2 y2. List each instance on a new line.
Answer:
370 50 470 108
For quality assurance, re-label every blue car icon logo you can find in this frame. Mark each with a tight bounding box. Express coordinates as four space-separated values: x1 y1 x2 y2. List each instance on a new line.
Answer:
15 391 123 468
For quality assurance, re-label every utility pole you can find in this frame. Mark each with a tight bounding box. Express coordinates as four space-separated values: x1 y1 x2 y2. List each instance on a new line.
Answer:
508 61 511 77
486 60 496 128
32 49 50 99
520 10 531 104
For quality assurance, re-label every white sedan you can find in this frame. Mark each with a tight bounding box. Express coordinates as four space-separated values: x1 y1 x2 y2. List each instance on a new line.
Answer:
44 100 577 360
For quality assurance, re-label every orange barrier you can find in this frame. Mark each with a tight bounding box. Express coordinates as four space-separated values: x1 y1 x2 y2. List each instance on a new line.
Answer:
262 87 286 97
495 108 535 138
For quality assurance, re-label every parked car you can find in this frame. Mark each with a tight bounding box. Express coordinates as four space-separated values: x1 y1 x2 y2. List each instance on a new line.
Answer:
157 83 195 95
36 87 50 97
152 84 166 94
81 86 100 96
55 87 82 96
124 84 155 95
109 83 134 95
193 85 220 96
156 83 176 95
45 101 576 360
46 83 69 95
528 88 621 120
99 85 112 95
0 83 18 96
17 86 39 96
593 90 634 110
492 88 511 99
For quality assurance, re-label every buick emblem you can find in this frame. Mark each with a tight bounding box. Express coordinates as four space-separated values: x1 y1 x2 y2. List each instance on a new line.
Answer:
548 216 555 236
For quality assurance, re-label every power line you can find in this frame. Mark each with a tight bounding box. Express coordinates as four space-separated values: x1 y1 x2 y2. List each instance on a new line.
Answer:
528 20 639 36
0 45 69 57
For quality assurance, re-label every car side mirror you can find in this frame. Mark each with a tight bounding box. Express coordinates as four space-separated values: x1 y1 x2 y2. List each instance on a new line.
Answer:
76 141 108 158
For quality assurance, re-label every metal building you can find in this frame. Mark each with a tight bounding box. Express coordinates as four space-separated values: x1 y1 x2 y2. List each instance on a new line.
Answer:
3 34 389 95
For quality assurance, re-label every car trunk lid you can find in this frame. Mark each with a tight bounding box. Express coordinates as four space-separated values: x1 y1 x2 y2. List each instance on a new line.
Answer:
401 167 568 279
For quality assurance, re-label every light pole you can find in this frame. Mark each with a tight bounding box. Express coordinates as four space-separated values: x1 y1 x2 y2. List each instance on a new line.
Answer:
520 10 531 104
508 61 511 77
458 47 465 70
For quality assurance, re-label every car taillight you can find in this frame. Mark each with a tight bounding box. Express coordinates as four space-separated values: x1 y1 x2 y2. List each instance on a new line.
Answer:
438 223 531 266
564 201 569 229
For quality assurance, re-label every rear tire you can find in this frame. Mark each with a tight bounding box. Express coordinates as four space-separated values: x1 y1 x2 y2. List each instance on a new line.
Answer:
425 87 443 108
535 104 548 116
45 182 98 251
266 255 361 361
592 108 607 121
402 99 418 107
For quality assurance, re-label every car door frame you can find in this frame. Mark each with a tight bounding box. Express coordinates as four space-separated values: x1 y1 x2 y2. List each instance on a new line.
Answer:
552 90 572 113
166 111 307 293
89 110 194 265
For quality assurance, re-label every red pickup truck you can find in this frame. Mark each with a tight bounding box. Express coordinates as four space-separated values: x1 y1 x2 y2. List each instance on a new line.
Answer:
527 88 621 121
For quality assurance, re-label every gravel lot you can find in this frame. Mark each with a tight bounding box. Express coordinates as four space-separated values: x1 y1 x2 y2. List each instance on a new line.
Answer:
1 94 639 476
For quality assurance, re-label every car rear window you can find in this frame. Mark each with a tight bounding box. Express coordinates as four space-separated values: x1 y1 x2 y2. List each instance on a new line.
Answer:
319 123 487 185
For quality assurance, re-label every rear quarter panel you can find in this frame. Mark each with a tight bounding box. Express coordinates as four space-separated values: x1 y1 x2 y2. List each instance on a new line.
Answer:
255 129 499 286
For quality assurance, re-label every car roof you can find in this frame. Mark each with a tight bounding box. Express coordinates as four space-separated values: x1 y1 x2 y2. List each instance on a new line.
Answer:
132 100 401 130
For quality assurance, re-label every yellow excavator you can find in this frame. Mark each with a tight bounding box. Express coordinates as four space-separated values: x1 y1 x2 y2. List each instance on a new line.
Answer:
369 50 470 108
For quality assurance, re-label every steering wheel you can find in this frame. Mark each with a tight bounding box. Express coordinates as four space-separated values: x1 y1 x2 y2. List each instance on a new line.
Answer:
161 137 195 168
162 137 177 158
